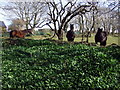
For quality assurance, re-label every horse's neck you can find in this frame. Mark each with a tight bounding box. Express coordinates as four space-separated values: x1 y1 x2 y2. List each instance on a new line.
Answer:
96 31 102 34
22 30 28 34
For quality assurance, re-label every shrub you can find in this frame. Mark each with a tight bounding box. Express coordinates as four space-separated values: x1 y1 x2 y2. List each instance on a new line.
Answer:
2 39 120 89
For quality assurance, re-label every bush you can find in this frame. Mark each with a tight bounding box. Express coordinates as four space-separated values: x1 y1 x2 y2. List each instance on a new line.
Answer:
2 39 120 89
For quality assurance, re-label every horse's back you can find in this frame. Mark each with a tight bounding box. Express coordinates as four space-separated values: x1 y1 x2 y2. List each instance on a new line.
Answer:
10 30 24 38
10 29 33 38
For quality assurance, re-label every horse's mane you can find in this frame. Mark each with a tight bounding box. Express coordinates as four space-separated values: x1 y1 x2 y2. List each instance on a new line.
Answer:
22 29 32 33
102 31 107 36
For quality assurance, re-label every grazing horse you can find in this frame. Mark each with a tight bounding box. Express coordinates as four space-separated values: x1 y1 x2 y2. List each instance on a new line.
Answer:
95 28 107 46
10 29 33 38
66 24 75 42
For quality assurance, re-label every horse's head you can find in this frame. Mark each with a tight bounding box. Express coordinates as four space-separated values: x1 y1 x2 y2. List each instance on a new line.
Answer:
27 29 34 35
97 28 102 33
70 24 74 31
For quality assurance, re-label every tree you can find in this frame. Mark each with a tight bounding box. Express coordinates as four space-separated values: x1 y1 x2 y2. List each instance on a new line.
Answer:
8 18 25 31
118 0 120 45
2 2 47 29
46 0 96 40
74 1 98 43
97 1 119 34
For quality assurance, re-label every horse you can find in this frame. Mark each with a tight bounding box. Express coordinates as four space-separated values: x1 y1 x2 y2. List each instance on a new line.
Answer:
66 24 75 42
10 29 33 38
95 28 107 46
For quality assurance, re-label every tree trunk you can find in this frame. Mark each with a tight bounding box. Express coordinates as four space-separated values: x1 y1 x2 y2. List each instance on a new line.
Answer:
90 9 95 33
112 26 115 35
81 15 84 42
81 30 84 42
86 31 90 43
118 1 120 45
48 32 56 39
57 29 63 41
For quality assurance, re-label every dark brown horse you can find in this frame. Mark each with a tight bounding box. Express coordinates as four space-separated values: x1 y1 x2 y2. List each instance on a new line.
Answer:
10 29 33 38
66 24 75 42
95 28 107 46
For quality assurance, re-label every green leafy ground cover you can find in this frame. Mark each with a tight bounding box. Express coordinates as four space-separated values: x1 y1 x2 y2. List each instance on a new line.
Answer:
2 39 120 89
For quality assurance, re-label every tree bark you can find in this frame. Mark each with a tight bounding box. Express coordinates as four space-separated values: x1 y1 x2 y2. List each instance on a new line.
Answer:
57 29 63 41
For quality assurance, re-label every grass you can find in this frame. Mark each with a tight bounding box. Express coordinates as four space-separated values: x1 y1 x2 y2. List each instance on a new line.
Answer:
0 33 119 46
52 33 119 46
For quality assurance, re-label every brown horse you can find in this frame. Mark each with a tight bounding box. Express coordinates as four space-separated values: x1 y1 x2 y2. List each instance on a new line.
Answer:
10 29 33 38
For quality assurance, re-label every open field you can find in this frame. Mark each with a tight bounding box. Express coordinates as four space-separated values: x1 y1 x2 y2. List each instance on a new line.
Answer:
1 32 119 46
28 34 119 46
52 34 119 46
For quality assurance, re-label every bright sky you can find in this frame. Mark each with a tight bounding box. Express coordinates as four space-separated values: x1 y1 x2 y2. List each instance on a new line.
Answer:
0 0 116 2
0 2 11 27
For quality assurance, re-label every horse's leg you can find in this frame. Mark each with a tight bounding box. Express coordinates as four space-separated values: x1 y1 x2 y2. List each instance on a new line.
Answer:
105 41 106 46
21 35 25 38
10 31 14 38
100 41 103 46
95 41 98 44
100 41 106 46
95 38 98 44
103 41 106 46
10 35 14 38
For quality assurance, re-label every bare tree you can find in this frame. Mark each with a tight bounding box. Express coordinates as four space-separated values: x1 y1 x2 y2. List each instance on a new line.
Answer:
74 1 98 43
46 0 95 40
8 18 25 31
84 1 118 42
118 0 120 45
98 1 119 35
2 2 47 29
87 2 98 33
